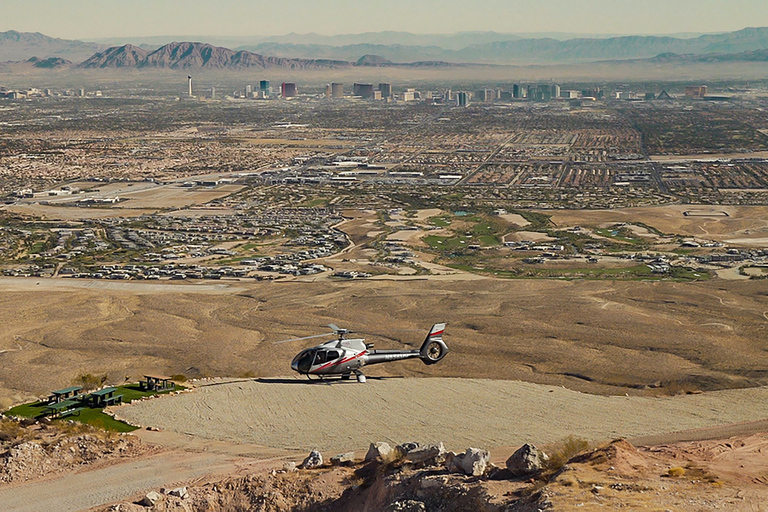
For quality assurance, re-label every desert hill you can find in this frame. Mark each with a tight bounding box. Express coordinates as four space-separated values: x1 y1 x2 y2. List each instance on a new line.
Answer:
79 44 149 68
645 47 768 63
26 56 72 69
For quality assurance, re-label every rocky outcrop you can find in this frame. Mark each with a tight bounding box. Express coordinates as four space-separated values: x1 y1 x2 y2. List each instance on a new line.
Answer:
0 432 146 484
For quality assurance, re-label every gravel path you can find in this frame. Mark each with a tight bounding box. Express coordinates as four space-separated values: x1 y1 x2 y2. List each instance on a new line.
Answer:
116 378 768 453
0 451 239 512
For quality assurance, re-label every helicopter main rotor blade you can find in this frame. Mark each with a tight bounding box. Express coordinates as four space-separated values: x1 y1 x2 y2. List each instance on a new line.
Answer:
273 332 335 344
328 324 341 332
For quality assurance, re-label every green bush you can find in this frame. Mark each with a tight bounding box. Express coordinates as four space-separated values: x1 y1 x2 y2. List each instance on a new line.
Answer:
73 373 108 392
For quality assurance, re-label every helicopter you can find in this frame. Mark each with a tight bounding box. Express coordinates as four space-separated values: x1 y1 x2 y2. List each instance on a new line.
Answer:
276 323 449 383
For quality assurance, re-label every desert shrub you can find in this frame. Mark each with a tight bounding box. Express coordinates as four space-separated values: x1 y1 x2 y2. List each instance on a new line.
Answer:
0 419 26 442
658 380 700 396
73 373 108 392
170 374 187 382
668 467 686 477
544 435 591 472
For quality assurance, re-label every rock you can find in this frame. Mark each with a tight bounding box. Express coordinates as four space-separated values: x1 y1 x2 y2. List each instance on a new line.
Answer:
420 475 447 489
168 486 188 498
283 461 297 472
300 450 323 469
445 448 490 476
404 442 446 466
506 443 549 477
365 442 393 461
386 499 427 512
330 452 355 466
138 491 162 506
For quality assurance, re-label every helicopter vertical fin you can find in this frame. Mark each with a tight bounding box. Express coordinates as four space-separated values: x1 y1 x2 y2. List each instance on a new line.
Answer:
419 323 448 365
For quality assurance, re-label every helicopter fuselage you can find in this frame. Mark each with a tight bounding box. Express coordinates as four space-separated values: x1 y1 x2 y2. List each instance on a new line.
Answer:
289 323 448 380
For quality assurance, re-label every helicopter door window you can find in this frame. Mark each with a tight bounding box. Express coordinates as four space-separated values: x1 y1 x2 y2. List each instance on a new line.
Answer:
313 351 327 365
326 351 339 361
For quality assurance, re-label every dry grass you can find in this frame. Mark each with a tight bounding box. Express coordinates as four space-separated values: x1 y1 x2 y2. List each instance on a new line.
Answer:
543 436 592 472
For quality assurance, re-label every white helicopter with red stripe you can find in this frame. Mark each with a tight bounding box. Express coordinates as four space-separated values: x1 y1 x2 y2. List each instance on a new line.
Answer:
277 324 449 383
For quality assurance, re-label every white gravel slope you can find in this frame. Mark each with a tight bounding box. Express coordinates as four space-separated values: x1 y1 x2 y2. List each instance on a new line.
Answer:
116 378 768 452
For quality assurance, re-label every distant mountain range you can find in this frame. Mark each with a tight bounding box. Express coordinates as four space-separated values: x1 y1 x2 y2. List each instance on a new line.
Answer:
0 30 103 62
3 28 768 68
234 27 768 64
645 48 768 64
78 42 450 70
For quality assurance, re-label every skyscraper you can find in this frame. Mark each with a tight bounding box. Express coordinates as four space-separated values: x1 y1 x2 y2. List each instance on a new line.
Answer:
457 91 469 107
353 83 374 98
331 83 344 98
281 82 297 98
260 80 270 96
378 83 392 99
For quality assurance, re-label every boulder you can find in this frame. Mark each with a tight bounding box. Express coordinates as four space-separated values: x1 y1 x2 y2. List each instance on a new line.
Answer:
138 491 162 507
330 452 355 466
506 443 549 476
446 447 490 476
301 450 323 469
365 442 393 461
404 442 446 466
283 461 297 472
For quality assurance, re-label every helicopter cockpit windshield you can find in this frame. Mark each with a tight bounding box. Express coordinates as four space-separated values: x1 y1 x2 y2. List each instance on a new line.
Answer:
292 349 316 373
290 346 347 374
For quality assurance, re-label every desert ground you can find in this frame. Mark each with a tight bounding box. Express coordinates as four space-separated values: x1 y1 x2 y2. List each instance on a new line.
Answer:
547 204 768 243
2 205 768 509
1 274 768 409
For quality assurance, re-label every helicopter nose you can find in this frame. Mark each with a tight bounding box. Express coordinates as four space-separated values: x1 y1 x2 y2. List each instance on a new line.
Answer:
291 359 299 372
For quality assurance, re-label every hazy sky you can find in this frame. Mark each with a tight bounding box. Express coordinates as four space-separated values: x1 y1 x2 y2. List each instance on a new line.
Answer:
3 0 768 39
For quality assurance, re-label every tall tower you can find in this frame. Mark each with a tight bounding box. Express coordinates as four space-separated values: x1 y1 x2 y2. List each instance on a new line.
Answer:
188 76 193 98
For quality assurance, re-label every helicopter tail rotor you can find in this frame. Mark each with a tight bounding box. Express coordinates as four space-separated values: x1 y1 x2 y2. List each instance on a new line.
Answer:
419 323 448 365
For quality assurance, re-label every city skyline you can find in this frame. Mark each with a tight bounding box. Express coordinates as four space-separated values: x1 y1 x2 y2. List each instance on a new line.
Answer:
2 0 768 40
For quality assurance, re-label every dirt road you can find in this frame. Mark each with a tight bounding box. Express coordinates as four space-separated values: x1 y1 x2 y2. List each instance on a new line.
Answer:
0 451 243 512
115 378 768 453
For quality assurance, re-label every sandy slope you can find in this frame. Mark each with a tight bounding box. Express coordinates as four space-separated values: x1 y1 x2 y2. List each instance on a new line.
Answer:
115 378 768 453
